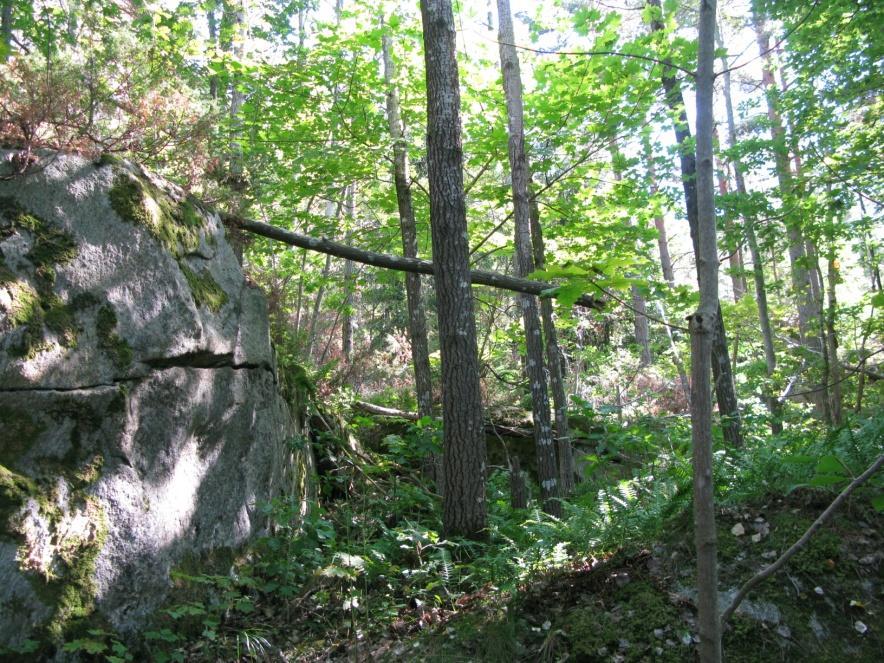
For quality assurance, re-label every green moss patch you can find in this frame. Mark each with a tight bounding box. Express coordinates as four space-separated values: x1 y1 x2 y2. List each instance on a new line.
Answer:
180 264 228 312
95 305 132 369
108 172 205 258
0 464 39 527
0 406 45 469
0 196 77 295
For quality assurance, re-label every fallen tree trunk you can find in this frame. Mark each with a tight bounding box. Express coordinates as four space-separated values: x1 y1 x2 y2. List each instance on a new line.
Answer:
224 214 604 310
352 400 532 438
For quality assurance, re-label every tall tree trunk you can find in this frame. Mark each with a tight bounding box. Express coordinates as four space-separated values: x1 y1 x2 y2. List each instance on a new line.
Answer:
611 144 652 366
341 186 355 363
693 1 722 658
207 1 219 100
382 26 434 421
227 0 246 191
714 157 747 301
420 0 487 538
649 0 743 448
826 254 843 425
645 142 676 287
497 0 560 515
1 0 13 59
529 193 576 493
718 32 782 433
751 14 821 357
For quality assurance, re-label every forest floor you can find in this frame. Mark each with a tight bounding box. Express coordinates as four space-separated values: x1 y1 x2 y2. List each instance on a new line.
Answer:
269 413 883 663
348 492 883 662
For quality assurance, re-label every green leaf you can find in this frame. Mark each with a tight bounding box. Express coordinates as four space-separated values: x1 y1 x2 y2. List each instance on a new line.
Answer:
871 494 884 513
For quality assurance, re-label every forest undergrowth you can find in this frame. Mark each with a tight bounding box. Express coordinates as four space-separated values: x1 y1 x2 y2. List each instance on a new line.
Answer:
49 405 883 663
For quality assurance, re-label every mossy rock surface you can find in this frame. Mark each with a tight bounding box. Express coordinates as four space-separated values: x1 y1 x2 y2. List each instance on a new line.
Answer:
0 150 311 655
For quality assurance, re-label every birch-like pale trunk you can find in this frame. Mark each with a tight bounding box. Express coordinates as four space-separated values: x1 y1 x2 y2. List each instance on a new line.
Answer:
693 1 722 659
497 0 560 515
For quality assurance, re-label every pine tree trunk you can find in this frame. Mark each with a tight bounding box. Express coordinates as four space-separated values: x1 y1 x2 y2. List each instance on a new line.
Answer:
693 1 722 658
382 27 434 422
649 0 742 448
718 26 782 433
420 0 487 538
497 0 560 515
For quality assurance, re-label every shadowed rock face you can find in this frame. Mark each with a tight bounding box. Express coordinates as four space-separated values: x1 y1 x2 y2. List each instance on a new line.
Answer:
0 151 310 648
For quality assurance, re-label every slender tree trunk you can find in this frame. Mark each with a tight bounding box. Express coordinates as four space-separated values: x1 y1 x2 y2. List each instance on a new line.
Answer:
497 0 560 515
826 255 843 425
227 0 246 189
657 301 691 405
0 1 11 56
645 144 676 287
611 144 652 366
420 0 487 538
714 157 747 300
382 26 434 422
649 0 743 448
207 2 219 100
529 194 576 493
752 14 821 358
693 1 722 658
718 29 782 433
341 186 355 363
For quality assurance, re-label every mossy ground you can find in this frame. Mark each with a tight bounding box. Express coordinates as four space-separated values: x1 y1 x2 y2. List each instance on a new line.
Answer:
372 497 882 662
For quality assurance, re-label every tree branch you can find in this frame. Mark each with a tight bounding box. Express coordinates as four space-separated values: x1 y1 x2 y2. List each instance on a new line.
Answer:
226 214 604 309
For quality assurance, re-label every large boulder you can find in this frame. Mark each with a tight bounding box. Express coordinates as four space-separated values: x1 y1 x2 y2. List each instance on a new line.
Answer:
0 151 311 649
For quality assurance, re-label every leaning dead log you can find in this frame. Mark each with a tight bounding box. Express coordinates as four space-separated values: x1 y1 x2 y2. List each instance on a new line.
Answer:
224 214 604 310
352 400 533 438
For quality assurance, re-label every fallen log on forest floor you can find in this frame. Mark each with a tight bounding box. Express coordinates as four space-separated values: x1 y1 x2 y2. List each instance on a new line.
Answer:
352 400 533 438
224 214 604 310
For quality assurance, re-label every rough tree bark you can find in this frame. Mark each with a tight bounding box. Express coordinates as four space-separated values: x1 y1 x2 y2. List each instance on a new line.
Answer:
420 0 487 538
718 32 782 433
529 193 576 493
497 0 560 515
692 1 722 658
382 25 434 422
649 0 743 448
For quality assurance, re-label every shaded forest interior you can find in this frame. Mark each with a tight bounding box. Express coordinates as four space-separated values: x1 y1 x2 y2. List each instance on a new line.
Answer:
0 0 882 661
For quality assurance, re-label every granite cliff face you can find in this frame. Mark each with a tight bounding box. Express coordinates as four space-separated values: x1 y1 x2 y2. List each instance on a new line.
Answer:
0 151 311 648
